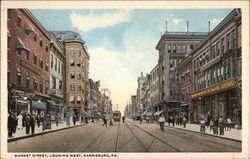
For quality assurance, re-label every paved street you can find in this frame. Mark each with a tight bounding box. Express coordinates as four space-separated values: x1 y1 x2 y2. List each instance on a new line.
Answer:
8 120 241 152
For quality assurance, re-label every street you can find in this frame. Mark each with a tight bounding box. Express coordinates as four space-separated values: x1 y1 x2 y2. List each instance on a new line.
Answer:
8 120 241 152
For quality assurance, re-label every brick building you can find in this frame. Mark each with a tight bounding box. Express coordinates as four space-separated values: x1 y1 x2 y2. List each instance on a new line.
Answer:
8 9 50 114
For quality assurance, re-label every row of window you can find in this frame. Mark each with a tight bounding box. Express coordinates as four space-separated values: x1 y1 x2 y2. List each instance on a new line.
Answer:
70 72 82 80
70 83 82 92
194 29 236 71
51 54 63 75
168 44 195 54
194 59 232 91
70 49 81 56
181 87 190 101
14 66 49 94
69 95 82 104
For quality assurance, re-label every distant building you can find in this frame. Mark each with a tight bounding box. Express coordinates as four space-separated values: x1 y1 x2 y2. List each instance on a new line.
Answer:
131 95 137 117
8 9 50 114
136 72 147 116
155 27 207 117
51 31 90 120
149 64 160 113
88 79 101 119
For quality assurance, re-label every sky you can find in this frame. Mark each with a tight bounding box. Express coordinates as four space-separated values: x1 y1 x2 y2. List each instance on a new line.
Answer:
30 9 232 114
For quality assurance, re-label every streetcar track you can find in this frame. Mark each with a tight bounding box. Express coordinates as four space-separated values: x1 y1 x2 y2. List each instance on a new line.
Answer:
127 120 181 152
125 122 148 152
114 122 120 152
81 128 108 152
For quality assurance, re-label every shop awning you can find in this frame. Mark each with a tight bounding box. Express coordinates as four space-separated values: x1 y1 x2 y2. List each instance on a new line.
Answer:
147 111 154 116
25 22 35 33
154 110 163 116
17 38 29 51
141 111 148 116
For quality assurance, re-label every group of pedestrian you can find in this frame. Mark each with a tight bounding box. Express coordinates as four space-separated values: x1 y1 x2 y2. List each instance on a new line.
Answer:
166 115 187 128
8 112 42 137
200 113 233 136
102 116 113 127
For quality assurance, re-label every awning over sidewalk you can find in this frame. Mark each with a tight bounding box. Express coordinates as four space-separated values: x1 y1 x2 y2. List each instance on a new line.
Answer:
154 110 163 116
141 111 148 116
146 111 154 117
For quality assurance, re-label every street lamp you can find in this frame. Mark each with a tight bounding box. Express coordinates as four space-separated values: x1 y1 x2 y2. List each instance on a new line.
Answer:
198 97 202 119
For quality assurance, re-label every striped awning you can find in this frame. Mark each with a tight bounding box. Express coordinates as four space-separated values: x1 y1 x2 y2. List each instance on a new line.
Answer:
154 110 163 116
25 22 35 33
17 38 29 51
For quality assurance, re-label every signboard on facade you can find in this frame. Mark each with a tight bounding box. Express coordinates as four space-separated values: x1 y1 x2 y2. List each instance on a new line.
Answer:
190 79 237 99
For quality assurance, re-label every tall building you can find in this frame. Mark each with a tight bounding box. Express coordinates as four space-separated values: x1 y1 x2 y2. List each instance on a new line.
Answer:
190 9 242 126
131 95 137 117
149 64 160 113
136 72 147 116
7 9 50 114
49 32 65 120
155 27 207 117
51 31 90 120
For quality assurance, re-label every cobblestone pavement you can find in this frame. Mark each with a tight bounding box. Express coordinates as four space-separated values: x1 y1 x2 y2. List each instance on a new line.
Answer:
8 120 241 152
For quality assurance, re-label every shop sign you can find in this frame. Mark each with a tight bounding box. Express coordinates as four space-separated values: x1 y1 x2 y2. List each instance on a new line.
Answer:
20 59 40 75
190 79 236 99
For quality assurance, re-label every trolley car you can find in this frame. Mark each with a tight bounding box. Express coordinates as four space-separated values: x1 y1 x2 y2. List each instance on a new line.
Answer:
112 111 121 122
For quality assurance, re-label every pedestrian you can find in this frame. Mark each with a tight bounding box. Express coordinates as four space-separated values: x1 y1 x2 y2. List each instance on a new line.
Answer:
25 114 31 134
200 120 206 136
22 113 26 127
218 115 225 135
139 116 142 124
109 117 113 126
36 114 40 127
105 116 109 127
209 119 214 132
13 113 18 133
122 116 125 123
213 118 218 135
30 114 36 134
55 115 59 127
85 117 88 124
17 113 23 130
183 117 187 128
167 116 171 126
73 114 76 126
176 116 179 126
226 117 232 131
172 116 175 126
158 114 166 131
180 116 183 126
8 113 14 137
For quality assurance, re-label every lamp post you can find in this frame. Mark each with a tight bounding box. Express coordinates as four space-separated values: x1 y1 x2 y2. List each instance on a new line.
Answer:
199 97 202 120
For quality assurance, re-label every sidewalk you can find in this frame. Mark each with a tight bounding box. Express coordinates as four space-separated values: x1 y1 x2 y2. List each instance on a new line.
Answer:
8 121 87 142
164 123 242 142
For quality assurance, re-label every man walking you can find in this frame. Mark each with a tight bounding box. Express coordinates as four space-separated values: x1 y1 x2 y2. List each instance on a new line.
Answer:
158 114 166 131
122 116 125 123
30 114 36 134
25 114 31 134
218 115 225 135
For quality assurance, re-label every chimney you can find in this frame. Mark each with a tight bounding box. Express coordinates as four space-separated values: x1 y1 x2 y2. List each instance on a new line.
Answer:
208 21 210 32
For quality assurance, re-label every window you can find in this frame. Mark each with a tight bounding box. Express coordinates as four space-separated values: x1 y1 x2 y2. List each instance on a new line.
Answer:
221 66 224 81
168 44 171 53
16 14 22 28
212 45 215 59
8 31 11 49
16 48 22 56
52 76 56 89
33 76 37 91
45 62 49 72
58 61 60 73
40 79 43 93
69 96 75 103
70 72 75 79
46 45 48 52
177 45 181 53
55 58 57 70
59 80 63 90
76 50 81 56
190 45 194 50
77 96 81 104
222 37 226 53
45 81 49 94
51 54 53 68
40 58 43 69
16 66 21 86
216 42 220 56
70 83 75 91
25 71 30 89
76 72 81 80
76 84 81 91
61 63 63 75
25 50 30 60
70 50 75 56
34 33 37 42
8 62 10 81
173 44 176 53
39 39 43 48
226 34 230 51
70 59 75 66
76 60 81 67
233 30 236 48
33 53 37 65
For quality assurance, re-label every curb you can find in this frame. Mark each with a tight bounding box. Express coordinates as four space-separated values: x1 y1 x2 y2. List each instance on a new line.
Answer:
8 123 87 143
165 125 242 143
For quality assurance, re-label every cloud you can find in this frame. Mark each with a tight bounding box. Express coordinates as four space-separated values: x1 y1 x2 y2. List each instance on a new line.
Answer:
70 10 132 32
210 18 223 29
172 18 183 24
89 25 158 111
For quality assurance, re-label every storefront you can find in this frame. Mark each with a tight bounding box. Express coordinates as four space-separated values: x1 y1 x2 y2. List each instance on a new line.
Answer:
190 79 240 124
